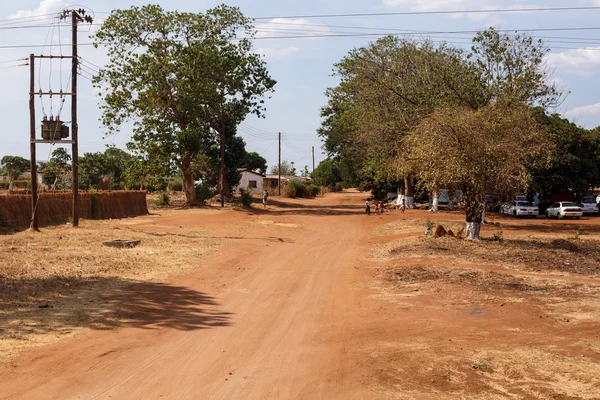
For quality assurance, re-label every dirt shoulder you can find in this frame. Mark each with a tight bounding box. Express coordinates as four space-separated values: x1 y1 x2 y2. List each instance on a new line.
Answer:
1 193 600 399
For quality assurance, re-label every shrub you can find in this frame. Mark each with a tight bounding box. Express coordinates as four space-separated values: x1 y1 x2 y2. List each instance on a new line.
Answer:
306 184 320 198
195 182 215 203
168 177 183 192
492 230 505 244
146 177 167 192
240 186 254 206
284 180 306 198
333 182 344 192
0 181 8 190
575 225 583 240
156 191 170 206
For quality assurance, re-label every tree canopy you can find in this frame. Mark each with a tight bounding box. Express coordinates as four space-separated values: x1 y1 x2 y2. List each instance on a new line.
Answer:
94 4 276 205
1 155 30 192
404 104 550 239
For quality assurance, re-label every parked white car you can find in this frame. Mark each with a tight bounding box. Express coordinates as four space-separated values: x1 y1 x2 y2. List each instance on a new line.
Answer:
579 196 599 215
545 202 583 219
500 201 539 217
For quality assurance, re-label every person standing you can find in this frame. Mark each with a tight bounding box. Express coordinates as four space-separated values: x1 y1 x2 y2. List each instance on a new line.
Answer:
365 199 371 215
262 189 269 208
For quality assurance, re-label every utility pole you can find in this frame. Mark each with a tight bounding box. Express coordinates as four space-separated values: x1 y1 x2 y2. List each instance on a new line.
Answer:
219 104 225 207
29 54 39 231
312 146 315 173
71 10 79 227
278 132 281 196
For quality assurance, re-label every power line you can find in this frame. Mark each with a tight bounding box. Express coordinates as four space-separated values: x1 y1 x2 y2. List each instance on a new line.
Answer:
251 6 600 20
3 26 600 51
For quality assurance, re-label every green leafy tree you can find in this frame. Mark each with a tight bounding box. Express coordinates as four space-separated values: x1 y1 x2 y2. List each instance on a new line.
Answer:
0 155 29 192
313 158 341 189
41 148 72 189
240 152 268 174
301 165 309 177
319 28 561 204
193 134 248 195
269 160 294 175
404 104 550 240
531 109 600 196
94 4 275 206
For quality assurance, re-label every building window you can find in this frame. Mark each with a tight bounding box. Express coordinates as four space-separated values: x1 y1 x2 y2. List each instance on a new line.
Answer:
249 180 257 188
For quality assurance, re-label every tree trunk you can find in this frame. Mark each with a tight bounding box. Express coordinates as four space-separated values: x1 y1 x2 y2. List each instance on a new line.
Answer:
219 172 230 200
430 190 439 212
181 152 200 206
404 175 415 209
8 177 13 194
464 192 484 241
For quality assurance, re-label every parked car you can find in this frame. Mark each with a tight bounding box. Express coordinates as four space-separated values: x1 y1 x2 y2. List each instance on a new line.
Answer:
545 202 583 219
500 201 539 217
579 196 599 215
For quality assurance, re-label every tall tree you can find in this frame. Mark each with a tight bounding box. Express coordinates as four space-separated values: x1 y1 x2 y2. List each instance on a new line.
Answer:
0 155 29 193
240 152 268 174
319 28 561 204
269 160 294 175
41 148 72 189
404 104 550 240
94 4 275 206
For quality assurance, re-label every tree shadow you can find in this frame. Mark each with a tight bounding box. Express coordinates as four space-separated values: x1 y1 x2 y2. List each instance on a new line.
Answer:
494 220 600 235
244 198 364 217
0 276 231 342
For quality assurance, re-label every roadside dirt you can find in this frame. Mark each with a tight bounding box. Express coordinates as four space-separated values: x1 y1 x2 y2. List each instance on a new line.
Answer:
1 191 600 399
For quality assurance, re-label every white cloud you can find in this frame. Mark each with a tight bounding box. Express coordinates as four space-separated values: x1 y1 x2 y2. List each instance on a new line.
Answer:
545 47 600 77
255 18 330 39
256 46 301 61
565 103 600 118
8 0 68 19
253 19 330 61
381 0 536 21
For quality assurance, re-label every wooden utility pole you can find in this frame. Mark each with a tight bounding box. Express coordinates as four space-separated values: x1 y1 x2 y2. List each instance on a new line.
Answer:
312 146 315 173
29 54 39 231
278 132 281 196
219 104 225 207
71 10 79 227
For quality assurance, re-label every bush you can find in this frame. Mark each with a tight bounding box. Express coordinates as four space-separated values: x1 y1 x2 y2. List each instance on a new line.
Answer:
240 186 254 206
168 177 183 192
146 177 167 192
284 180 307 198
156 191 170 206
195 182 215 203
306 184 320 198
333 182 344 192
0 181 8 190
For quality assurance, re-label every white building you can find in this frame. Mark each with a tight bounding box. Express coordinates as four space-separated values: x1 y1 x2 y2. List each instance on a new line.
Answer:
235 169 266 194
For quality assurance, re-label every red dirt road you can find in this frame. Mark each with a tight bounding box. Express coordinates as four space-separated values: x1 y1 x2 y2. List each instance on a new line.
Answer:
3 191 600 399
1 191 387 400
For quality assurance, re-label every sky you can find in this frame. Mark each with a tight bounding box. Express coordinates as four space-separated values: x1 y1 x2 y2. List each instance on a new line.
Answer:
1 0 600 171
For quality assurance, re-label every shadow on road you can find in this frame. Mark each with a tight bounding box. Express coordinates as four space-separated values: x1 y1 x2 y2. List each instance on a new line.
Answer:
246 198 364 217
0 277 231 342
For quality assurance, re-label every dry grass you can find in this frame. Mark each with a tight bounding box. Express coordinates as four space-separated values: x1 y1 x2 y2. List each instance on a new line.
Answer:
366 216 600 399
369 341 600 399
0 217 221 361
372 235 600 276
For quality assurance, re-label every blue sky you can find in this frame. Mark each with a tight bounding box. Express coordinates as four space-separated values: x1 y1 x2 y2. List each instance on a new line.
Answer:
2 0 600 171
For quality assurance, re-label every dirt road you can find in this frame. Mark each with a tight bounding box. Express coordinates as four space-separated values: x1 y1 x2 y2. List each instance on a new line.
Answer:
1 191 387 400
3 190 600 399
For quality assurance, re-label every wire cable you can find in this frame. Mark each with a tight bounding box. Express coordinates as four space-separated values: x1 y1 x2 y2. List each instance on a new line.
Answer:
251 6 600 20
